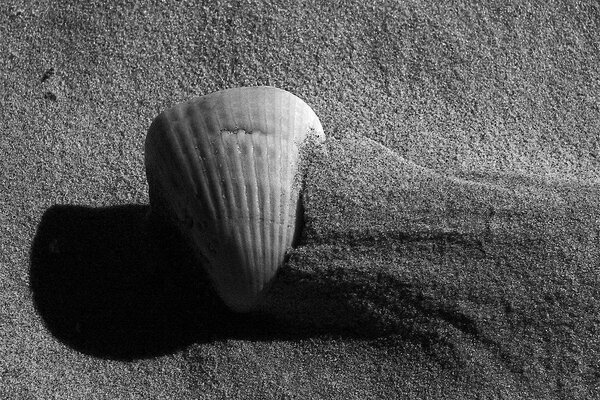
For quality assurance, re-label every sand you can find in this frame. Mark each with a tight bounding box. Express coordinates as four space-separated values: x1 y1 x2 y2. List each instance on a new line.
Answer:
2 0 600 398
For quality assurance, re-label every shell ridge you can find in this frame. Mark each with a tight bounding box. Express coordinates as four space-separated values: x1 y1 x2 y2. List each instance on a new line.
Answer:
180 107 221 268
172 118 200 199
273 91 287 279
227 96 251 222
271 92 284 283
213 103 237 219
175 108 208 217
223 93 255 296
281 94 297 254
236 131 257 297
212 100 254 294
200 106 228 221
262 91 274 295
250 120 268 295
202 93 245 300
240 104 261 298
155 115 188 193
278 96 292 254
188 113 217 219
169 139 196 223
245 103 265 298
178 107 207 215
191 107 218 220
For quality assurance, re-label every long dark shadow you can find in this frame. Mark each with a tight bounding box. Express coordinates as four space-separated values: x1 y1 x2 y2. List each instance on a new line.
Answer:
29 204 307 361
30 204 454 362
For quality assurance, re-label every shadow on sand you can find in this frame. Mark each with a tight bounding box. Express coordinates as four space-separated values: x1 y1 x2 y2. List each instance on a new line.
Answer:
30 205 466 363
29 204 314 361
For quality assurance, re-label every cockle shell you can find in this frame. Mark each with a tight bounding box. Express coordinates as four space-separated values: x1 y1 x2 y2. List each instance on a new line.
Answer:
145 86 325 312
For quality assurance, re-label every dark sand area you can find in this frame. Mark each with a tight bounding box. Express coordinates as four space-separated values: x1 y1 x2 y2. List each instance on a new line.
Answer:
2 1 600 398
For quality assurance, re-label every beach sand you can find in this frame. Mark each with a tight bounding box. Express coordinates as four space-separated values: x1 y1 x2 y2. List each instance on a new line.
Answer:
2 1 600 398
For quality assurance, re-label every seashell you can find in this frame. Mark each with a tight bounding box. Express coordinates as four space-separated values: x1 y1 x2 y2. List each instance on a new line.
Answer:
144 86 325 312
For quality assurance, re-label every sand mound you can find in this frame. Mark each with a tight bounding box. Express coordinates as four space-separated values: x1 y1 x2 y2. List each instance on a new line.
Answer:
263 137 600 395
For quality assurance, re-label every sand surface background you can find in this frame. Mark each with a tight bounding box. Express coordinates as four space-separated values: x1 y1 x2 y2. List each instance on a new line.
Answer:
2 1 600 398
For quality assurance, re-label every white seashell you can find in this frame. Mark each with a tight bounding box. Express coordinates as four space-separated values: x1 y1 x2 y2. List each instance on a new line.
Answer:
145 86 325 312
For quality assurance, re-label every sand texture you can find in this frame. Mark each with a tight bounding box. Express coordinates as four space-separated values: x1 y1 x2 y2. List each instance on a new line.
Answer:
2 1 600 399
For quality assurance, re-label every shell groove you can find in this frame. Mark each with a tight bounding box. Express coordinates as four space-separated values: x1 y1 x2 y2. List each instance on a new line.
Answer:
145 86 325 312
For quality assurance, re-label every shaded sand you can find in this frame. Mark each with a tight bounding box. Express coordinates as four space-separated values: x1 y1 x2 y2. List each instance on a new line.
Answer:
266 138 600 397
2 0 600 399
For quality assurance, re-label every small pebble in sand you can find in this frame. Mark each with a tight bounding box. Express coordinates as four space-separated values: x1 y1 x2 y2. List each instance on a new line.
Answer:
43 91 57 101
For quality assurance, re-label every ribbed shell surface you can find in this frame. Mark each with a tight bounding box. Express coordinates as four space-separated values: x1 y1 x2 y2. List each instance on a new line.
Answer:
145 86 324 312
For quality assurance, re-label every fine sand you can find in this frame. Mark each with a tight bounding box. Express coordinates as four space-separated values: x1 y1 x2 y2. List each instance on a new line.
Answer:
2 1 600 399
